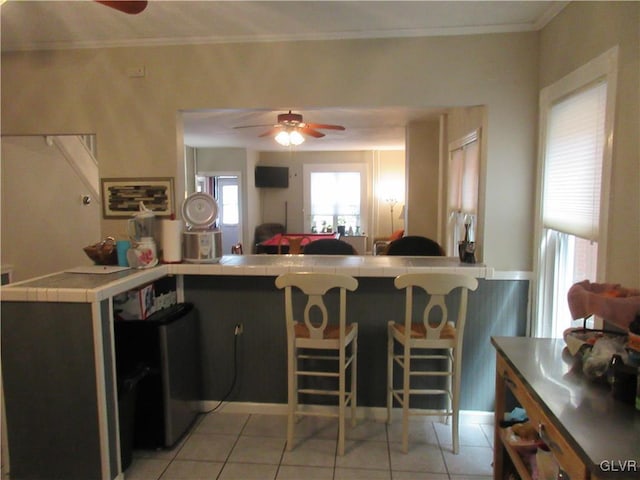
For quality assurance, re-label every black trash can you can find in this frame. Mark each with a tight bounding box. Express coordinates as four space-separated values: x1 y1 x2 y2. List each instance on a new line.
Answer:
115 303 201 449
118 364 149 471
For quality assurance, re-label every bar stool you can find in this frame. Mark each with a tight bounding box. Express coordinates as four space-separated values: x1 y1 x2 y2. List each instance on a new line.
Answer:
275 272 359 456
387 273 478 453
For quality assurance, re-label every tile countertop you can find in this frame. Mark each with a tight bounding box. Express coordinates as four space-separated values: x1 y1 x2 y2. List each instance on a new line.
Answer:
1 255 487 303
491 336 640 478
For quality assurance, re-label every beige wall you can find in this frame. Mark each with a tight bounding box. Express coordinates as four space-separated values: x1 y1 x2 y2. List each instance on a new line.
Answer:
539 1 640 286
2 31 538 270
406 120 440 240
373 150 406 240
1 136 102 281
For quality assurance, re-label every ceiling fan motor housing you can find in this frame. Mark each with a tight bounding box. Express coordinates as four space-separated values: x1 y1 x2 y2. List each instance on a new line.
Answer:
277 112 304 126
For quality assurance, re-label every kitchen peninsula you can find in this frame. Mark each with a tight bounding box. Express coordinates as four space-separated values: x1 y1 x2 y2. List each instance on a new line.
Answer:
2 255 527 480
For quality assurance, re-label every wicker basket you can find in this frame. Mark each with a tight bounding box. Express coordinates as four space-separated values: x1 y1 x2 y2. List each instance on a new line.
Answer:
83 237 118 265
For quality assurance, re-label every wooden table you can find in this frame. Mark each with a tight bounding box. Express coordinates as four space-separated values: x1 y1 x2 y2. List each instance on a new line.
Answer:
492 336 640 480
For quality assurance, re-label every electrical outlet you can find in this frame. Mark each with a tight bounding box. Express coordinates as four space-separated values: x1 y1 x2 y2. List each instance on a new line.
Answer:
126 66 146 78
234 323 244 335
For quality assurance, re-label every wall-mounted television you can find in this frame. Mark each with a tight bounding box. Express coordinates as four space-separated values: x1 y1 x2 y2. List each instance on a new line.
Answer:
255 166 289 188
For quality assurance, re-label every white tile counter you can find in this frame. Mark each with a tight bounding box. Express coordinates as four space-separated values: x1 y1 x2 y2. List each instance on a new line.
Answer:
1 255 487 303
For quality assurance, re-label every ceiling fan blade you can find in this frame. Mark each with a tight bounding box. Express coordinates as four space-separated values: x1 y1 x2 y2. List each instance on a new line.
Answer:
95 1 148 14
233 124 276 129
305 123 345 131
300 127 325 138
258 127 283 138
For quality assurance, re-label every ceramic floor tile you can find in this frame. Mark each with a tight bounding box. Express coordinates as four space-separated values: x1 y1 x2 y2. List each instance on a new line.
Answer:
243 413 288 438
195 411 249 435
276 465 335 480
386 418 439 446
175 432 238 462
442 445 494 476
132 432 188 461
479 424 495 447
123 457 171 480
345 419 388 442
450 476 492 480
392 472 449 480
228 435 286 465
281 438 336 467
124 412 496 480
389 441 447 474
433 422 492 448
218 462 279 480
334 467 392 479
334 439 390 470
159 459 224 479
292 415 339 440
133 447 180 461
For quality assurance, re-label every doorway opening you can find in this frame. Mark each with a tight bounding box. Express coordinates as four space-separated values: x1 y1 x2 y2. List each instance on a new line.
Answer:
196 173 242 255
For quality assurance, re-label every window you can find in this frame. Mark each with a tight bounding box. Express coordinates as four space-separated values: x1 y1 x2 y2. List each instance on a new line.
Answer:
303 164 367 234
446 130 480 256
533 48 617 338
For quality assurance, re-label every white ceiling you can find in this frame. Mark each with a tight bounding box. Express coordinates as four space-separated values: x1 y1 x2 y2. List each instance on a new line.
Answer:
1 0 567 151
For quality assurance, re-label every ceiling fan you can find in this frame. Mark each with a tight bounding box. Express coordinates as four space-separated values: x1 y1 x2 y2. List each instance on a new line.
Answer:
234 111 346 146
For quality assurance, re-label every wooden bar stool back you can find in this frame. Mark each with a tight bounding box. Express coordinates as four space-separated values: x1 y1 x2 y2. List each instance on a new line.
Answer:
387 273 478 454
275 272 359 456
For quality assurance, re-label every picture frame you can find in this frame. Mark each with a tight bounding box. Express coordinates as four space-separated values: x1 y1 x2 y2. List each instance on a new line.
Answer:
101 177 175 218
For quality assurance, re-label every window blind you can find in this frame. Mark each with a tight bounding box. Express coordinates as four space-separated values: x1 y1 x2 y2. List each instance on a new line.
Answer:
542 81 606 241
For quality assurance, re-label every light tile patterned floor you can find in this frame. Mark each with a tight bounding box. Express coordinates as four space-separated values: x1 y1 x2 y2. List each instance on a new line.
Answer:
124 411 494 480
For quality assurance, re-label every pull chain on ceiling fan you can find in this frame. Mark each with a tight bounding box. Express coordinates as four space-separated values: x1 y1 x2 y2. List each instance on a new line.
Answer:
234 111 345 146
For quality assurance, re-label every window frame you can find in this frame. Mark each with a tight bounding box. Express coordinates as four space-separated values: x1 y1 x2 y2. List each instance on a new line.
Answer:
532 47 618 336
446 129 480 256
303 163 369 234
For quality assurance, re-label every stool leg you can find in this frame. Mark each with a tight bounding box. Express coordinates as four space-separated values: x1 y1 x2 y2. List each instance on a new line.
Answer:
351 335 358 427
452 348 461 454
287 345 296 451
402 340 410 453
338 346 346 456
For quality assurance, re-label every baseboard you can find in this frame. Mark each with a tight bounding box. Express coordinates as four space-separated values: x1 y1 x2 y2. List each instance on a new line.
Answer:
195 401 494 425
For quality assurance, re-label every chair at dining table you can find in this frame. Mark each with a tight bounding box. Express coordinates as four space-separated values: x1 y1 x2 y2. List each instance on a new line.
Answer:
274 272 359 456
302 238 357 255
384 235 445 256
278 235 311 254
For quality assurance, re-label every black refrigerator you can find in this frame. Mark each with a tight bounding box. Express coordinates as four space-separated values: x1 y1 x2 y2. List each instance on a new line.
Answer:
115 303 201 449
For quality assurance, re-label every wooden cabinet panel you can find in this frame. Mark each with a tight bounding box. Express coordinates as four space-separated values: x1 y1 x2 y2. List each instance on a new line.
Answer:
496 355 588 480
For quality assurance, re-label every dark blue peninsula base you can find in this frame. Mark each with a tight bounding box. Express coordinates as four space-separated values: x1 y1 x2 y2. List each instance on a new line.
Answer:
0 256 527 479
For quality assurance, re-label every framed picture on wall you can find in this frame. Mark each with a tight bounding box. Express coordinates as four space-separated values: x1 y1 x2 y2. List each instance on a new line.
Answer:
101 177 175 218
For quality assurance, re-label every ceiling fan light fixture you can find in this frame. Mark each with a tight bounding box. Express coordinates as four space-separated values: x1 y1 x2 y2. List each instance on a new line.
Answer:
275 128 305 147
289 130 305 146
